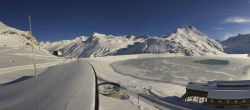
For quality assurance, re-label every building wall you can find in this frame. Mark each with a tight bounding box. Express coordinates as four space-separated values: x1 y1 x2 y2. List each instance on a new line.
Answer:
207 98 250 108
53 51 63 57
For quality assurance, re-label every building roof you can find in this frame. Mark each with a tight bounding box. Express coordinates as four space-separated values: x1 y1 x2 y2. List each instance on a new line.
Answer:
187 80 250 99
186 82 208 92
210 80 250 87
208 89 250 99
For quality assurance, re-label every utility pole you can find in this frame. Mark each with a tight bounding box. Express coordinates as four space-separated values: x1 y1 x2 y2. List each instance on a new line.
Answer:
29 15 39 110
138 95 140 108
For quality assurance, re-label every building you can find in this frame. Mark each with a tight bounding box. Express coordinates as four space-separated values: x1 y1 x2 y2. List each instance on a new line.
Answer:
53 51 63 57
181 80 250 109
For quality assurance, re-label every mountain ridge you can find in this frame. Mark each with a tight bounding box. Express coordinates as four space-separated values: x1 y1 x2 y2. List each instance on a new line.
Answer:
0 22 39 48
41 25 225 58
221 33 250 54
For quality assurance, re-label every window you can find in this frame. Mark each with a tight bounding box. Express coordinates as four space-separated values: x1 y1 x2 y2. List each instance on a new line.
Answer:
226 100 229 103
218 100 222 103
210 99 214 103
235 100 238 103
242 100 246 103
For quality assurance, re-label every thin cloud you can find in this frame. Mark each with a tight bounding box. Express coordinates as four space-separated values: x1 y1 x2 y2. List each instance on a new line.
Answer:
223 17 250 24
213 27 224 30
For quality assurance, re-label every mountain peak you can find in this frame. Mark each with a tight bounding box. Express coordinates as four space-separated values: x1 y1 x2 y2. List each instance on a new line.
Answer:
175 25 198 33
187 25 195 29
236 33 250 37
186 25 199 32
183 25 206 37
92 32 106 37
174 25 201 36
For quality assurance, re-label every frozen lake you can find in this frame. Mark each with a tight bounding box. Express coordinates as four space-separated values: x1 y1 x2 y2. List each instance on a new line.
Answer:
111 56 250 86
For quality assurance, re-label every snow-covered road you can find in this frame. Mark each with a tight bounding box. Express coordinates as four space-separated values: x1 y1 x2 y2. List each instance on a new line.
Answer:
0 61 97 110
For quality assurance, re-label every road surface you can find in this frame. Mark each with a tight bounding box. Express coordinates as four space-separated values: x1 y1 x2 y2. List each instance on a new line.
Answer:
0 61 96 110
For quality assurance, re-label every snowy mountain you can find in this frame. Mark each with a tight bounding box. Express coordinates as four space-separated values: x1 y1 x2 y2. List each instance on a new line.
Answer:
221 33 250 54
0 22 38 48
41 25 224 58
117 26 224 56
40 36 89 53
41 33 144 58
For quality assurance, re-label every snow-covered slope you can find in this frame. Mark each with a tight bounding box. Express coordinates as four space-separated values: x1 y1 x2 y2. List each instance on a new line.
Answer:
42 25 224 58
42 33 144 58
40 36 88 53
221 33 250 54
0 22 38 48
118 26 224 56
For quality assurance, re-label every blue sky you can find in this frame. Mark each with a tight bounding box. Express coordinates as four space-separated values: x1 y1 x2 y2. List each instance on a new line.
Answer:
0 0 250 42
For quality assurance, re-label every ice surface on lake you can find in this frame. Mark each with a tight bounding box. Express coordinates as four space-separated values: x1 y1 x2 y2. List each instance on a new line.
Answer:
111 57 250 86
